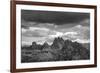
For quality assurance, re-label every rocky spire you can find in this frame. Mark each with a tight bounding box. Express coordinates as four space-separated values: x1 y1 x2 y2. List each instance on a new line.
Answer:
51 37 64 49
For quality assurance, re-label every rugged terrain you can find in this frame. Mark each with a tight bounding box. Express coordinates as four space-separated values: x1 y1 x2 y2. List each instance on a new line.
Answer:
21 37 90 63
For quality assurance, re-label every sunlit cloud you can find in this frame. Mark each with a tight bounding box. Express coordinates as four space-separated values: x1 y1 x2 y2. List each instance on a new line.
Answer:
73 39 90 43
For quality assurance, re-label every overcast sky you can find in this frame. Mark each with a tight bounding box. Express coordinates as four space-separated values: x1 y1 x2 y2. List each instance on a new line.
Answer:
21 10 90 46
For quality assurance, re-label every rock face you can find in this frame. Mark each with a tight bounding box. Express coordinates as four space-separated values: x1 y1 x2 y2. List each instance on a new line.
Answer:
42 42 50 49
21 37 90 63
32 42 38 49
51 37 65 50
62 41 90 60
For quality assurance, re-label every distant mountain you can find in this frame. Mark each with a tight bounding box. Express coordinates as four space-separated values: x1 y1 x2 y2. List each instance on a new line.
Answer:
21 37 90 63
41 42 51 50
51 37 65 50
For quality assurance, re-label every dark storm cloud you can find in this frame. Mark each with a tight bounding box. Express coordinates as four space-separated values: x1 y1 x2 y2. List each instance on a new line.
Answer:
21 10 90 25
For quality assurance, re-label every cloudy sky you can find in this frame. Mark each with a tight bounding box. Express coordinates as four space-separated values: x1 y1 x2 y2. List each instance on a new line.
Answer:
21 10 90 46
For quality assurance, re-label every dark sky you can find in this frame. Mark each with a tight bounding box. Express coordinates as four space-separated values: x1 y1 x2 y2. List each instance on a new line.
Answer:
21 10 90 25
21 10 90 46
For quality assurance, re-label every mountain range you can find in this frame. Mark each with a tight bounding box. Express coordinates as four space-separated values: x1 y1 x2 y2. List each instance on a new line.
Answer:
21 37 90 63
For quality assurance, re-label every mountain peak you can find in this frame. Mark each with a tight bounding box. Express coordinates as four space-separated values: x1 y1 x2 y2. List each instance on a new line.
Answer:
51 37 64 49
54 37 64 42
42 42 50 49
43 42 49 46
32 42 37 45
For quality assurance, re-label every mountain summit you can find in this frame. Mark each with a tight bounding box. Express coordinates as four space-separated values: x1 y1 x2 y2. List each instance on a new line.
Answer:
42 42 50 49
51 37 65 50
